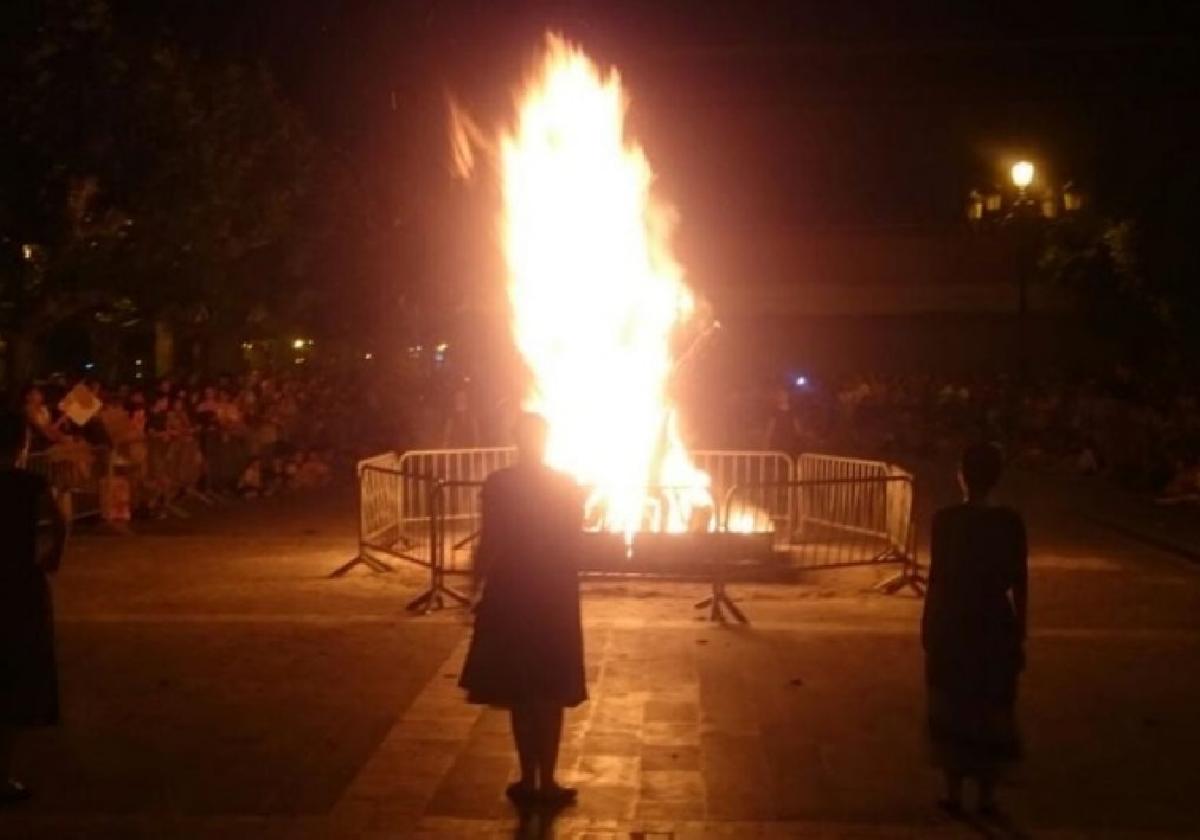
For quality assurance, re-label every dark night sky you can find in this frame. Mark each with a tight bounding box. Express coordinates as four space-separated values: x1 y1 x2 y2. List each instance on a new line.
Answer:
112 1 1200 229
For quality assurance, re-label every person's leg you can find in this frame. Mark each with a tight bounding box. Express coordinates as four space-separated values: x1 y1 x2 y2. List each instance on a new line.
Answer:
0 727 14 778
536 704 575 802
977 770 999 815
508 706 538 791
0 726 30 802
939 770 965 816
535 705 563 786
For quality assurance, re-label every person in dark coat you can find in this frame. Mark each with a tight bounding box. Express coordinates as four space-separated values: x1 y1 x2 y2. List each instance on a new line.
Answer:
0 410 67 803
459 412 586 807
922 442 1028 819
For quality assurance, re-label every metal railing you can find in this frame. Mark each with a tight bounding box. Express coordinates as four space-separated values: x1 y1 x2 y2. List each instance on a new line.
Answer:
723 474 917 571
22 444 112 521
346 447 926 604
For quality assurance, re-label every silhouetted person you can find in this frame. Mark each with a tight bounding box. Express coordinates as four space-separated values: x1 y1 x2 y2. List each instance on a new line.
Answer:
922 442 1027 819
0 410 67 803
441 387 482 448
762 387 803 454
459 413 585 807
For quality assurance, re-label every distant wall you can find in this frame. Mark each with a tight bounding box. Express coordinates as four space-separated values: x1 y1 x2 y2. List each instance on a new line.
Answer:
683 225 1066 317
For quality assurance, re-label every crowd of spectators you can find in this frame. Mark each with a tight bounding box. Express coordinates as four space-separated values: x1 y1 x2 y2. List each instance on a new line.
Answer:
9 360 1199 523
11 371 360 521
730 366 1200 503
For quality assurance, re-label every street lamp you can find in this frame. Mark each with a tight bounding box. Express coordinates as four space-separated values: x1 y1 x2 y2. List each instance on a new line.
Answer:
1010 160 1035 191
966 159 1084 373
966 159 1084 317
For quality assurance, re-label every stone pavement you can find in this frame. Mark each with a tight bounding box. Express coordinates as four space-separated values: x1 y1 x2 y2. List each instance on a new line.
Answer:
1 486 1199 838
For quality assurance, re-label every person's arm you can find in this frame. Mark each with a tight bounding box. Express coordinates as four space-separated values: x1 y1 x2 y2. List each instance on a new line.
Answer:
36 479 68 574
471 480 496 596
1011 515 1029 646
920 510 944 653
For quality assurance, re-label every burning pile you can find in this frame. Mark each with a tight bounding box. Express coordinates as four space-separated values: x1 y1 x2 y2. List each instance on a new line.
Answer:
457 34 716 539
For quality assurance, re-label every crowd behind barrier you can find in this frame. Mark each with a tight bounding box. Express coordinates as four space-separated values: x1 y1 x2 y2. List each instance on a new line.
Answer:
8 360 1199 526
10 370 354 524
706 367 1200 505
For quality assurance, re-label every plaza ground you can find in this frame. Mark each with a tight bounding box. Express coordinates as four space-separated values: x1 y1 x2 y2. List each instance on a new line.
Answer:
1 466 1199 839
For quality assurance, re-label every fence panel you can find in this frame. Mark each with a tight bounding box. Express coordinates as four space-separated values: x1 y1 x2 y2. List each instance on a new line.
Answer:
694 449 794 533
357 460 438 569
354 447 917 580
397 448 515 531
723 473 916 571
23 444 111 521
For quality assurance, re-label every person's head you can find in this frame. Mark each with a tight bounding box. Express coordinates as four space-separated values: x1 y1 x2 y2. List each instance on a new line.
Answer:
959 442 1004 501
0 409 27 462
513 412 549 464
21 384 43 409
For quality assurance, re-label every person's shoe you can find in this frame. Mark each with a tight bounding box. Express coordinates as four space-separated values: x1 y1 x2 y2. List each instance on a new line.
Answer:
505 781 538 805
538 783 578 806
0 779 31 805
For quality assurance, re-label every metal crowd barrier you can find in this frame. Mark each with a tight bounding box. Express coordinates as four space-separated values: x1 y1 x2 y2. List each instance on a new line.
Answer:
723 474 919 586
343 446 927 612
22 444 112 521
397 448 515 530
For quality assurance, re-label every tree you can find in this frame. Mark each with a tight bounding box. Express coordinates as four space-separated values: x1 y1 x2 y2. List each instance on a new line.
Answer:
0 0 314 383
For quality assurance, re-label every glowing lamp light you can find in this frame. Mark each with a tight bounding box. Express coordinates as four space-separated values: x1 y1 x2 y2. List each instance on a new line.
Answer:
1010 160 1035 190
292 338 305 350
794 376 808 387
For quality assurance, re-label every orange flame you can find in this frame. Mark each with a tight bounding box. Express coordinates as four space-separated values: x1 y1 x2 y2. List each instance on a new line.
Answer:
497 34 714 538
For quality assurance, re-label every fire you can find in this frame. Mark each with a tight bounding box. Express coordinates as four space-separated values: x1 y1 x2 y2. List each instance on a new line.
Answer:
498 34 711 537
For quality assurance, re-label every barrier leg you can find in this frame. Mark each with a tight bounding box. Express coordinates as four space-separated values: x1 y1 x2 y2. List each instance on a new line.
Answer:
404 486 471 613
329 550 396 578
694 553 749 624
875 557 926 596
330 470 397 577
694 580 748 624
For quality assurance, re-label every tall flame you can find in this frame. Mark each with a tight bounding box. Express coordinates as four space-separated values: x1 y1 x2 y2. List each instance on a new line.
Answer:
500 34 711 537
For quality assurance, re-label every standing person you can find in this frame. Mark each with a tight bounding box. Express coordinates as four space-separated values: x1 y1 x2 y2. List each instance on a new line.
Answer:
762 386 803 454
459 413 586 807
0 410 67 802
442 387 481 448
922 442 1028 819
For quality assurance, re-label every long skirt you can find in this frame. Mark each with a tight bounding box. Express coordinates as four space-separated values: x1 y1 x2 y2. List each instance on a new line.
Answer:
460 586 586 709
927 687 1020 777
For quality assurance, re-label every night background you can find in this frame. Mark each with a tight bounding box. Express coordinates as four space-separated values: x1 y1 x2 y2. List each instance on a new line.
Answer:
5 0 1200 383
3 2 1200 837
